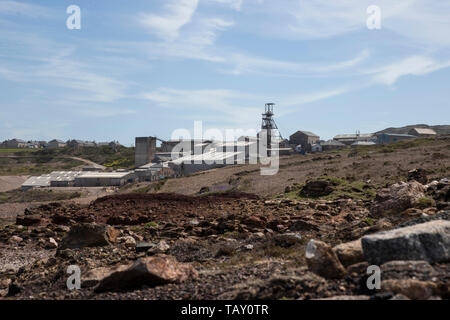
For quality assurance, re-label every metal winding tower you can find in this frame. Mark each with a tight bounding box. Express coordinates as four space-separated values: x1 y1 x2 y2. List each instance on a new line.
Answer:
261 103 278 131
261 103 282 156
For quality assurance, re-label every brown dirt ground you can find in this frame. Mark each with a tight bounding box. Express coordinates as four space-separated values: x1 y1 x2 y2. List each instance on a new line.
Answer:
148 138 450 197
0 176 29 192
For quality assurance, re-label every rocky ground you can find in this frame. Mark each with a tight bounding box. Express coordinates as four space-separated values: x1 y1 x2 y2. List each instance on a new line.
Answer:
0 172 449 300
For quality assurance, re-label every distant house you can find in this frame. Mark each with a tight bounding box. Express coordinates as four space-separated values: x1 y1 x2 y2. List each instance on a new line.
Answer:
321 139 346 151
48 139 66 149
2 139 27 148
376 133 416 144
333 133 375 145
97 141 122 148
408 128 437 137
67 140 96 148
289 131 320 152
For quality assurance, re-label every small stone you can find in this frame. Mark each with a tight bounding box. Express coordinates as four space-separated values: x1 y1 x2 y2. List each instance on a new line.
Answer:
82 265 129 288
305 239 346 279
333 239 365 267
8 235 23 244
146 240 170 255
136 242 154 253
123 236 137 248
243 244 254 251
272 232 302 247
45 237 58 249
381 279 437 300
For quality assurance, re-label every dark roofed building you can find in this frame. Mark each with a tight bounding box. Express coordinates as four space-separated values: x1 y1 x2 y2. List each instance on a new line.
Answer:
48 139 66 149
67 140 96 149
289 130 320 152
376 133 416 144
320 139 346 151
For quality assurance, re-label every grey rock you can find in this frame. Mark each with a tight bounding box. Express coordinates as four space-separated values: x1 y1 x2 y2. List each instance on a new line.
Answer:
59 223 119 249
95 255 197 292
362 220 450 265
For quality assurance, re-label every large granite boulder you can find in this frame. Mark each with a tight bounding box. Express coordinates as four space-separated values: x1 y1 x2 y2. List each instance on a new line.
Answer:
361 220 450 265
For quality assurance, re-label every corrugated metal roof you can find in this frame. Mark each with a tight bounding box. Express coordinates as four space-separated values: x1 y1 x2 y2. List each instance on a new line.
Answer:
76 172 133 179
411 128 436 135
351 141 376 146
334 133 374 139
292 130 319 137
379 133 416 137
170 150 243 164
321 140 345 146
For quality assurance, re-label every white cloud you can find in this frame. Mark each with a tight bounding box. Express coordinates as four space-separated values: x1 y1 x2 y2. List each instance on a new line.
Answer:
369 56 450 85
139 86 352 127
139 0 199 40
223 50 369 76
206 0 244 11
0 0 49 17
242 0 450 48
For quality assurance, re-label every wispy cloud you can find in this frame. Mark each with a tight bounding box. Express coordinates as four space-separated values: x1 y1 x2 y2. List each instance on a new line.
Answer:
139 0 199 40
0 0 50 17
222 50 370 76
206 0 244 11
139 85 352 126
242 0 450 49
368 56 450 85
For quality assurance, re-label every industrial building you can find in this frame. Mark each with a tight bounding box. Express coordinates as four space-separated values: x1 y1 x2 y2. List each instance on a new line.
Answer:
22 170 138 189
134 103 289 176
135 137 156 167
320 139 346 151
351 141 376 147
376 133 416 144
22 171 82 190
169 149 245 175
333 132 376 145
74 171 135 187
289 131 320 152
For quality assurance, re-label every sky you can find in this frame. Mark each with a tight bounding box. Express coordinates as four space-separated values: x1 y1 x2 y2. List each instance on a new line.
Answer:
0 0 449 146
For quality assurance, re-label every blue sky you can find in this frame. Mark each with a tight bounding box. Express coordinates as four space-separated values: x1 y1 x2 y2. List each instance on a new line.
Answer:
0 0 449 146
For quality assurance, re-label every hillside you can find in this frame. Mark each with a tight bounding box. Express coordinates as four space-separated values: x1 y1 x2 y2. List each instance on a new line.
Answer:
0 145 135 176
376 124 450 135
150 137 450 198
0 136 449 300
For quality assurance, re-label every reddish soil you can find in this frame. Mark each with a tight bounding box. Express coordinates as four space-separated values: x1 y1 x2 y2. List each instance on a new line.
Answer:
34 192 260 227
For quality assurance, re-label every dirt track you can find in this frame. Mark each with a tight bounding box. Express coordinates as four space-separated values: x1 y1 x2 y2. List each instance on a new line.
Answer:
0 176 28 192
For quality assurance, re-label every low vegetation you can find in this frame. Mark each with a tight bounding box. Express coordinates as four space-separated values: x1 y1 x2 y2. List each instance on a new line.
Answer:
0 145 135 175
0 156 83 176
0 188 82 204
283 176 377 201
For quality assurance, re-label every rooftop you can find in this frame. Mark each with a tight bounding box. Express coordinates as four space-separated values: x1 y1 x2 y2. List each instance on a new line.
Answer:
411 128 437 135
